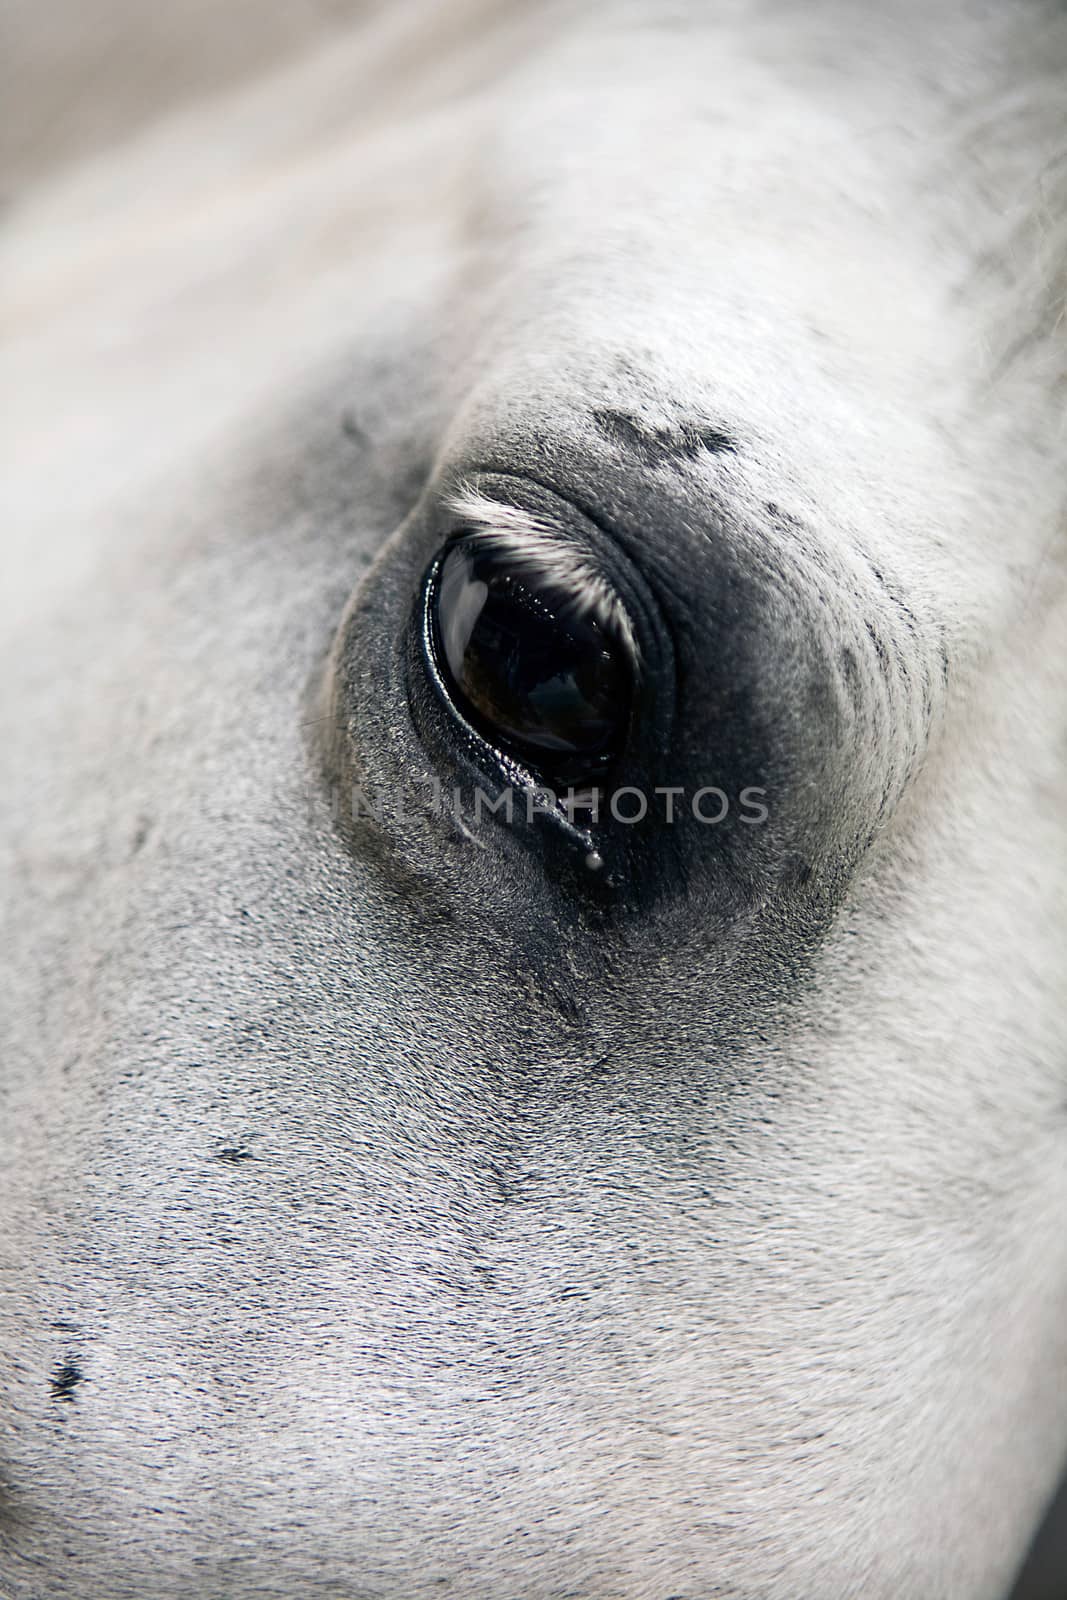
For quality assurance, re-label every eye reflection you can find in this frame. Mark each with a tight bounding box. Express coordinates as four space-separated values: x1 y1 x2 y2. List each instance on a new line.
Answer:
428 533 635 786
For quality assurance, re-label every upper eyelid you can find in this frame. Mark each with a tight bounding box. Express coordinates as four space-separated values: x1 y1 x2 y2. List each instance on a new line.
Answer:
443 483 641 666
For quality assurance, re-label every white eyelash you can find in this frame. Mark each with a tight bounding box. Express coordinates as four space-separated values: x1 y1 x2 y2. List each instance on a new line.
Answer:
445 485 640 666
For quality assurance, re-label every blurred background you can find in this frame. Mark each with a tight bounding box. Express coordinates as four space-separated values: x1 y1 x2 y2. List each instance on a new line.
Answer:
1 0 376 192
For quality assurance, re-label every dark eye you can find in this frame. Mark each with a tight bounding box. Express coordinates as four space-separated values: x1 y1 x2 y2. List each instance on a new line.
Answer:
426 533 636 787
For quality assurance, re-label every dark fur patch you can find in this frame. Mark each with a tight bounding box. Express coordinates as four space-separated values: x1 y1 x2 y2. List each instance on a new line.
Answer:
592 407 737 467
49 1362 83 1402
216 1145 256 1164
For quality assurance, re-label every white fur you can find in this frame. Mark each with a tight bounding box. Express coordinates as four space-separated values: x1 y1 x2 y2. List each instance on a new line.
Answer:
1 4 1064 1599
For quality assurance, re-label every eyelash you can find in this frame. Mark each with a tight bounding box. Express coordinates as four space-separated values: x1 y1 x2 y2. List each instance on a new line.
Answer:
444 486 641 667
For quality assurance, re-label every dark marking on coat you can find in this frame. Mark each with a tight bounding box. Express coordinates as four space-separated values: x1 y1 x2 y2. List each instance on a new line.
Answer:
216 1145 256 1164
49 1362 83 1402
341 410 370 448
127 815 154 858
592 407 737 467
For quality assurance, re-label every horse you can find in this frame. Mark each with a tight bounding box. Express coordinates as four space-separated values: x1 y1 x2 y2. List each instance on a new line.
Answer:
2 2 1064 1595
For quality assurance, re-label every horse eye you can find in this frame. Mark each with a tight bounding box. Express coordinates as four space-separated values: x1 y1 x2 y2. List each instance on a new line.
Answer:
427 534 635 786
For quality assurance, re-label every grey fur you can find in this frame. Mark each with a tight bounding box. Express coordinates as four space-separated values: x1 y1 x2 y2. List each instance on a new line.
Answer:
1 3 1065 1598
